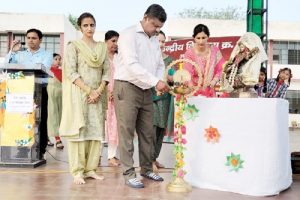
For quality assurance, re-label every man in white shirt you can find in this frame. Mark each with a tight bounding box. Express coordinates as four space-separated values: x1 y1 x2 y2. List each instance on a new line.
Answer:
113 4 169 188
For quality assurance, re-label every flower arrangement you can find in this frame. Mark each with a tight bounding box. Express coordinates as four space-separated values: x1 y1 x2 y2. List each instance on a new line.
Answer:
164 59 202 97
173 94 187 178
166 59 202 179
166 59 202 192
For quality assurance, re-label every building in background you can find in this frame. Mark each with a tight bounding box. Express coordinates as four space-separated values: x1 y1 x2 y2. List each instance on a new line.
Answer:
0 12 105 63
0 13 77 61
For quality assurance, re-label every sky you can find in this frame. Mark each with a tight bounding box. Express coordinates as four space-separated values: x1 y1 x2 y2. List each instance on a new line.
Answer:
0 0 299 31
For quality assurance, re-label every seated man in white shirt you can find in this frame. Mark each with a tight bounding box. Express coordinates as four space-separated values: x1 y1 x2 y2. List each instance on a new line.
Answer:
113 4 169 188
5 28 52 160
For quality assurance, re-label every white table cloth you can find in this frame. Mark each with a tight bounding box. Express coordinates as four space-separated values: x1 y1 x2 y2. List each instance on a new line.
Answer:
184 97 292 196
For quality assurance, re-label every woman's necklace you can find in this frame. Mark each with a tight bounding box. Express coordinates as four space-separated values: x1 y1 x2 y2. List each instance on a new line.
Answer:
194 46 212 89
194 45 209 57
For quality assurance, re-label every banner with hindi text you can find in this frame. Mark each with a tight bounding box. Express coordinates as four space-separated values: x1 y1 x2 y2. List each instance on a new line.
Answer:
164 36 240 60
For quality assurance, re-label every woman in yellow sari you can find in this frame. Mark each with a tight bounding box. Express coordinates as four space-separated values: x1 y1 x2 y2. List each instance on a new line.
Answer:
59 12 109 185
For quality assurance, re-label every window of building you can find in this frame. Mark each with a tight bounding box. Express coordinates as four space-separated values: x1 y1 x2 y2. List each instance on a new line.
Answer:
14 35 27 51
14 34 60 55
286 90 300 114
40 35 60 55
273 54 279 63
288 50 300 65
273 41 300 65
0 34 8 57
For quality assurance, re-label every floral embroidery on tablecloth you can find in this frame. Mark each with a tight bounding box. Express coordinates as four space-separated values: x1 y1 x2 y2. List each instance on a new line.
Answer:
225 153 244 172
204 125 220 143
184 104 199 121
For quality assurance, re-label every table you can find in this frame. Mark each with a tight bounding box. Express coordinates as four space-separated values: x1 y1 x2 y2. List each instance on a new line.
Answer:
184 97 292 196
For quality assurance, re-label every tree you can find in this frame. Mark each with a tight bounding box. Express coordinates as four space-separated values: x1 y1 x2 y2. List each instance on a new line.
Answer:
178 6 245 20
68 14 79 30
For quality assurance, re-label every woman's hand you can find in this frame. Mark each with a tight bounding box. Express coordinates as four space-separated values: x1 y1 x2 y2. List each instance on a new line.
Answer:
210 79 218 88
87 90 101 104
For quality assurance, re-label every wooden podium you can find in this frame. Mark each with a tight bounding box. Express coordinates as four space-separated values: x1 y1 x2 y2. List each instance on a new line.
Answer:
0 63 51 168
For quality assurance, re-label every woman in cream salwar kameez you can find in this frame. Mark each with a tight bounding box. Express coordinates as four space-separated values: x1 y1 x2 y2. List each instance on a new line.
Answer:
59 12 109 185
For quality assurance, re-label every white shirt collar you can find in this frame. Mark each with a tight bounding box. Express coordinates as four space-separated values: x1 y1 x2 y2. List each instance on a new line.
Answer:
136 21 155 39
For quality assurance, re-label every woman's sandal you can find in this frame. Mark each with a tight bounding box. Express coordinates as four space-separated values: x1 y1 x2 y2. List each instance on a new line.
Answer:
56 141 64 149
47 140 54 147
113 157 120 163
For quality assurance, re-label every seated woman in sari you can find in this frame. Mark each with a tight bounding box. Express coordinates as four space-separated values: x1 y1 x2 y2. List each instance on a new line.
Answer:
184 24 225 97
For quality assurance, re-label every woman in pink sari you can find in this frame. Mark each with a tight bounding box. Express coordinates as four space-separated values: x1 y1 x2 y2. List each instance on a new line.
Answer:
184 24 225 97
105 30 120 166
